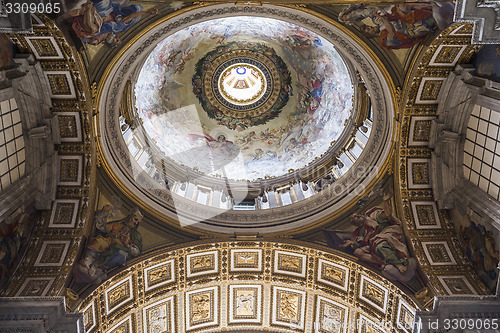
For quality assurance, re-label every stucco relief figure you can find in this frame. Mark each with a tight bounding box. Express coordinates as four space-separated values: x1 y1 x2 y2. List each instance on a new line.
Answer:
192 256 212 269
149 304 169 332
236 293 254 315
326 193 417 282
279 293 298 320
191 294 211 321
236 254 255 264
321 305 341 331
280 256 301 269
73 205 143 284
324 266 343 281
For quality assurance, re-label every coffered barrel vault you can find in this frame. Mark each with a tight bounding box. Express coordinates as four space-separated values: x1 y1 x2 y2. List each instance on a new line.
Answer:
1 1 499 332
77 241 417 333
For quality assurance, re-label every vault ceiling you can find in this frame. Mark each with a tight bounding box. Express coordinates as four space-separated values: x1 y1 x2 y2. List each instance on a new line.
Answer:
0 3 497 333
133 16 354 181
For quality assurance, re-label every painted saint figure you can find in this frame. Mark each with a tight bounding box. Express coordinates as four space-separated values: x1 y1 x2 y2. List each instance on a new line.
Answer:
324 192 412 277
85 206 142 269
73 205 143 284
0 213 29 284
339 192 409 273
459 214 499 292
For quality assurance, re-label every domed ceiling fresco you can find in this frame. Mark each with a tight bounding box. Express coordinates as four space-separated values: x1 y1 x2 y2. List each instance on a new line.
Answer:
4 4 498 333
134 17 354 181
95 5 394 231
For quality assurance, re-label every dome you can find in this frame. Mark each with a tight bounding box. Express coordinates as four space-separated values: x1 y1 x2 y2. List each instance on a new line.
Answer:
133 16 354 181
98 4 394 233
3 2 498 332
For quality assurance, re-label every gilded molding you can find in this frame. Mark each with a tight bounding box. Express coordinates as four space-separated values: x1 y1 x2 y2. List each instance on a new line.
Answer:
96 3 397 234
76 240 418 332
395 22 489 296
2 14 96 297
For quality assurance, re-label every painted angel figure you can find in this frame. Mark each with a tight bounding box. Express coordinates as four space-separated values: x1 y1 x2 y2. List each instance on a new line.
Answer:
176 133 240 174
324 192 417 282
60 0 158 46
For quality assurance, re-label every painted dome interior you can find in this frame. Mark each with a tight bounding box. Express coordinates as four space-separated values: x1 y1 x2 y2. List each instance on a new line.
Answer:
5 4 499 333
133 16 355 181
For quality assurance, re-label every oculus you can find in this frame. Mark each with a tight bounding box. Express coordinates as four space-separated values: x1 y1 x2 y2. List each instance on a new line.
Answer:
220 64 266 105
192 42 291 129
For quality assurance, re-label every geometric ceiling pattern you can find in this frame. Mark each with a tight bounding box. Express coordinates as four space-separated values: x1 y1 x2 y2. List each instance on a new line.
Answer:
455 0 500 43
396 22 488 298
77 241 417 332
1 15 94 297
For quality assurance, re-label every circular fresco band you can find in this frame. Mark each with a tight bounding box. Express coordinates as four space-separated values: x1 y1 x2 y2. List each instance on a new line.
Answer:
193 42 291 128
